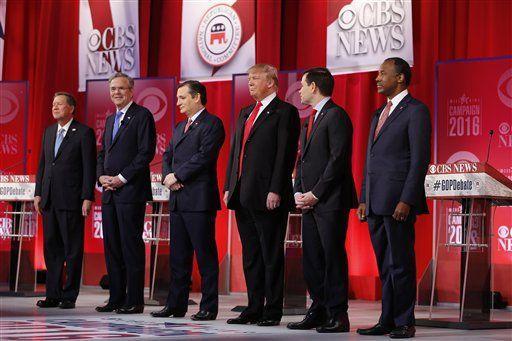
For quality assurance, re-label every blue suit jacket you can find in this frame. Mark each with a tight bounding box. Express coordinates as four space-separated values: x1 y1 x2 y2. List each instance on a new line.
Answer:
97 102 157 204
162 110 225 212
360 94 431 216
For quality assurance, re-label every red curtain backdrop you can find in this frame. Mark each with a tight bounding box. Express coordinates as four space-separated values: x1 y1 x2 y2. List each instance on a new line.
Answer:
3 0 511 300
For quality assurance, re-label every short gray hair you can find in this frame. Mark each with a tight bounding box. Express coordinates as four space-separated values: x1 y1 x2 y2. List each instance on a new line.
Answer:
108 72 134 88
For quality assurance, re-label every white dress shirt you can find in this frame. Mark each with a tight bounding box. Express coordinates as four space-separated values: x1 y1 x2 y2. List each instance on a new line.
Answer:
116 101 133 183
383 89 408 118
56 118 73 138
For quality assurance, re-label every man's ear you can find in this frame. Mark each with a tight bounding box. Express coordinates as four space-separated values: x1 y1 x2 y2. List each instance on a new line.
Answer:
397 73 405 85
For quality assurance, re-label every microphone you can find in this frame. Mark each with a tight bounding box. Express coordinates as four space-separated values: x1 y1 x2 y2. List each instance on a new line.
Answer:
485 129 494 164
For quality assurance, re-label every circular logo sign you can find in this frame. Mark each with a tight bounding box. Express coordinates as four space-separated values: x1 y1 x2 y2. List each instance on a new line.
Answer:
499 122 510 135
136 87 168 123
0 90 19 124
197 4 242 67
498 225 510 239
497 68 512 109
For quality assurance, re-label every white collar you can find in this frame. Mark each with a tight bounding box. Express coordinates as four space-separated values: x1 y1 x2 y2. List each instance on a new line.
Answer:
259 92 277 109
387 89 408 110
117 101 133 115
188 107 205 123
313 97 331 113
57 118 73 133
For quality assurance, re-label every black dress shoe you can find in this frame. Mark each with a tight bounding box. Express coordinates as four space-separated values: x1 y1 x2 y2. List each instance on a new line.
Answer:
389 325 415 338
190 310 217 321
257 318 280 326
116 305 144 314
150 306 186 318
316 315 350 333
59 300 76 309
95 303 121 312
287 310 327 330
357 323 394 335
36 298 60 308
226 314 260 325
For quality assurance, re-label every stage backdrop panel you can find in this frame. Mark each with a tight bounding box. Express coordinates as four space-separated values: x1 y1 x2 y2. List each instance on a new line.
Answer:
84 77 176 286
79 0 140 91
435 56 512 303
326 0 414 75
181 0 255 81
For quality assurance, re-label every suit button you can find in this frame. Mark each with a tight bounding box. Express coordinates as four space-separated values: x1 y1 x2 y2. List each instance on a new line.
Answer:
52 162 55 165
370 153 374 157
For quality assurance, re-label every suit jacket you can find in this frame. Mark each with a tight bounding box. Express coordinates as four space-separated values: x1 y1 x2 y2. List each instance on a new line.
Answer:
294 99 358 212
35 120 96 210
224 96 300 211
97 102 157 204
162 110 225 212
360 94 431 216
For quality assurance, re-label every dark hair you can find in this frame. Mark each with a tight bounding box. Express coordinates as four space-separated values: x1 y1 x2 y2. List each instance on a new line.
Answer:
178 80 207 105
53 92 77 114
384 57 412 86
303 67 335 96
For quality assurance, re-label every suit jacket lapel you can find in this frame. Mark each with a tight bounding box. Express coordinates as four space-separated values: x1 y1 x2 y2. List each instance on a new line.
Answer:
247 97 278 139
109 103 137 150
54 121 78 160
372 95 411 144
175 110 207 147
48 124 57 160
303 99 333 155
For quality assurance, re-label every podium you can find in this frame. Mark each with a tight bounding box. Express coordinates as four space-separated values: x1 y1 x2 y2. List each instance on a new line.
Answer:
0 175 41 296
417 162 512 329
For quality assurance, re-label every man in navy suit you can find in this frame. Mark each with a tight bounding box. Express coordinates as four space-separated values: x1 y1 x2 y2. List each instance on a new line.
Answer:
34 92 96 309
152 80 225 321
356 58 431 339
288 68 358 333
96 72 156 314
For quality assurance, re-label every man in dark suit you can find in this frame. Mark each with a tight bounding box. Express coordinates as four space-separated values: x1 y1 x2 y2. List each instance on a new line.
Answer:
287 68 358 333
224 64 300 326
356 58 431 339
96 72 156 314
151 80 225 321
34 92 96 309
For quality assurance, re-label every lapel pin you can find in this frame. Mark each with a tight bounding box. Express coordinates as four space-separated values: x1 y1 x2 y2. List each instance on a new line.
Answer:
72 128 76 131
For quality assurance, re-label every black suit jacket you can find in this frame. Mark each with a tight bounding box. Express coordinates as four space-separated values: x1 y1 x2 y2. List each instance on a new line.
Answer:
360 94 431 215
97 102 157 204
35 120 96 210
224 96 300 211
294 99 358 212
162 110 225 212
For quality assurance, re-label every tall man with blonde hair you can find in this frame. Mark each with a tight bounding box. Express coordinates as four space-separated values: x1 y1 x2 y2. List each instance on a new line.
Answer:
224 64 300 326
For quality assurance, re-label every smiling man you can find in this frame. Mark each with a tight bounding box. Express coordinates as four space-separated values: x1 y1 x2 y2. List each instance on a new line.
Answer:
96 72 156 314
34 92 96 309
153 80 225 321
357 58 431 339
224 64 300 327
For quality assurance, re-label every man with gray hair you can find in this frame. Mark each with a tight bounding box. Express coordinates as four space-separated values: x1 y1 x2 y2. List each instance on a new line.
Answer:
96 72 156 314
35 92 96 309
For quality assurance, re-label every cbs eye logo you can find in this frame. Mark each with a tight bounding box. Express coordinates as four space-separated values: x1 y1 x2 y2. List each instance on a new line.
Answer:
0 90 19 124
136 87 168 123
497 225 512 252
497 68 512 109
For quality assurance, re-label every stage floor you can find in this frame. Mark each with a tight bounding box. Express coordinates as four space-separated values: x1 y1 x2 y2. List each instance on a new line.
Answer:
1 287 510 340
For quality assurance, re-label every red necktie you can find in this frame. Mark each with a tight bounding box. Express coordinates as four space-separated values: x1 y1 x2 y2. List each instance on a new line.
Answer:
374 101 393 140
184 118 193 133
239 101 262 176
306 109 317 141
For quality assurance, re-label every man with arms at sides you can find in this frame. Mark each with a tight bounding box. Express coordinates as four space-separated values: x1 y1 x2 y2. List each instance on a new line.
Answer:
356 57 431 339
96 72 156 314
34 92 96 309
152 80 225 321
287 67 358 333
224 64 300 326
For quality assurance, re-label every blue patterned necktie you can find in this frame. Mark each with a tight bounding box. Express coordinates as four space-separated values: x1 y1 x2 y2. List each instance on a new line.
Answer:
112 111 124 140
54 128 65 157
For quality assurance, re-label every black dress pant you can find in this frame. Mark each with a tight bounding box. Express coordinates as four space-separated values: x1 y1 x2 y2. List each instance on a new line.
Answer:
42 205 84 302
302 209 349 318
101 202 146 307
235 205 288 320
367 211 417 327
166 211 219 313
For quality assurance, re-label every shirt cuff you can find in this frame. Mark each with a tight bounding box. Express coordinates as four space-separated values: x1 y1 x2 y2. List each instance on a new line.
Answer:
311 192 318 200
117 174 127 183
294 192 302 198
